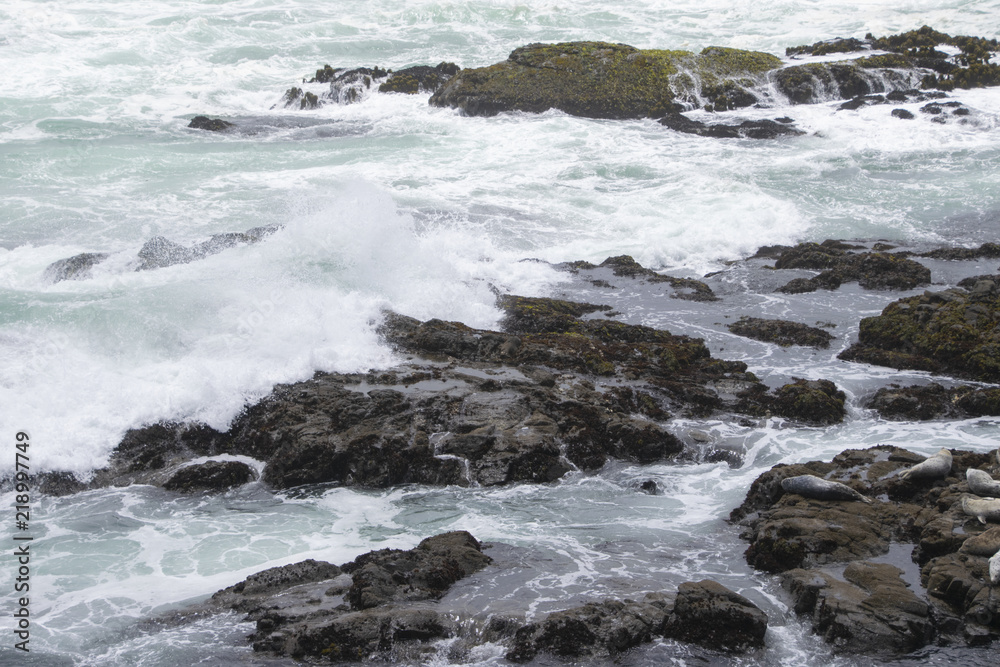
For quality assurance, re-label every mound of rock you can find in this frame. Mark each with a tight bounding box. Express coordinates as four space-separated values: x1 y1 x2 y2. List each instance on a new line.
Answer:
727 316 834 348
733 446 1000 653
839 281 1000 382
429 41 781 118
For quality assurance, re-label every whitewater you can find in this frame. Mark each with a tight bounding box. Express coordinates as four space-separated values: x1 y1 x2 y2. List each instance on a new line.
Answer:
2 1 1000 664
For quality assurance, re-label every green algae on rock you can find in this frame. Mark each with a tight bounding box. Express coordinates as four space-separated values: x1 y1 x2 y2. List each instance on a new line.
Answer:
429 41 781 118
839 280 1000 383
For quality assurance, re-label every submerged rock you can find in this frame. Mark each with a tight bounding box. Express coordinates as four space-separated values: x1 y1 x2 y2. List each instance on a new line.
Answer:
188 116 234 132
659 112 805 139
136 225 280 271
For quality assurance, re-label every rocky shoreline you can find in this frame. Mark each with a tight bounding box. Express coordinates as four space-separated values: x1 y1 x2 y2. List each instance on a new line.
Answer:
20 234 1000 661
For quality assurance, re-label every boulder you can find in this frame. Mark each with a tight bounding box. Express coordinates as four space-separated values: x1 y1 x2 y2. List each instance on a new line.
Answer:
662 580 768 651
430 41 781 119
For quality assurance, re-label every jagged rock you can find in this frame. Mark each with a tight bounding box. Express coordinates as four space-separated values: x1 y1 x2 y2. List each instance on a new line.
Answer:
735 446 1000 652
839 285 1000 382
727 316 834 348
922 243 1000 260
378 63 461 94
208 532 490 662
162 460 257 493
774 55 918 105
430 41 781 119
593 255 718 301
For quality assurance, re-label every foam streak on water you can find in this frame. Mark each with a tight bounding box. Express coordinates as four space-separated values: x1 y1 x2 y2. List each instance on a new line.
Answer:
2 1 1000 665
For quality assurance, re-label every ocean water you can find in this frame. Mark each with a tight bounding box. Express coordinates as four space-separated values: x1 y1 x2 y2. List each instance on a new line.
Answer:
1 1 1000 664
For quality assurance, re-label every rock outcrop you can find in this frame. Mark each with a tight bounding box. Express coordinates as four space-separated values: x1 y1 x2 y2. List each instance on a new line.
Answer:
839 280 1000 382
733 446 1000 653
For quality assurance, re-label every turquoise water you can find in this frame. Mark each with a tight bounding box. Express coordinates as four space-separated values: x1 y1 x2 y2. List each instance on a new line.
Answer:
2 1 1000 664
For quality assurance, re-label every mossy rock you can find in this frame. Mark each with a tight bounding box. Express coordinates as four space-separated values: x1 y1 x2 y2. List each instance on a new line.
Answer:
839 284 1000 382
430 41 781 119
727 317 834 349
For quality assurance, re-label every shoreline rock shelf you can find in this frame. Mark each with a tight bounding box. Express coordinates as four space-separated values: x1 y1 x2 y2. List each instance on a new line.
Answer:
732 445 1000 652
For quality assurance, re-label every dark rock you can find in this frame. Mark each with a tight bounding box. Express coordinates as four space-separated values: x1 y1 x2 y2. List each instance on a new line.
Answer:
786 37 867 57
727 316 834 348
782 562 933 654
922 243 1000 260
659 113 805 139
378 63 461 95
774 56 915 105
865 383 1000 420
211 558 344 612
162 460 257 493
188 116 234 132
736 445 1000 652
770 242 930 291
507 594 674 661
430 42 782 119
43 252 110 282
891 108 915 119
736 378 847 425
210 532 489 662
594 255 718 301
663 580 768 651
839 285 1000 382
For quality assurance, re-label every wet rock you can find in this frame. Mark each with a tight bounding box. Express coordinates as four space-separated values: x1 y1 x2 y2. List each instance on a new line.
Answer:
162 460 257 493
378 63 461 94
662 580 768 651
506 593 674 661
43 252 110 283
188 116 234 132
735 445 1000 651
782 562 933 654
770 242 930 291
892 108 915 119
590 255 718 301
209 531 489 662
430 41 781 119
786 37 867 57
865 383 1000 420
921 243 1000 260
839 285 1000 383
136 225 280 271
774 55 917 105
736 378 847 425
659 112 805 139
727 316 834 348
